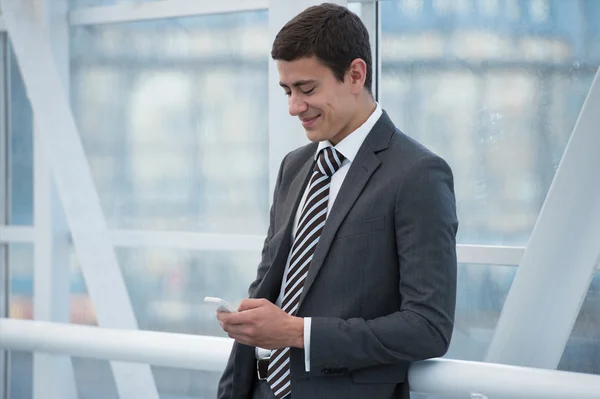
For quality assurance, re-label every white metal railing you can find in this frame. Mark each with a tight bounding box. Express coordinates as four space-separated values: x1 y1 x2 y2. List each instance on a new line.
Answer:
2 319 600 399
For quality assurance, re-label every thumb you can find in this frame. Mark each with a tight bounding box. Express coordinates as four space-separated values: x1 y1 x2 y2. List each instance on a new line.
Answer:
238 298 270 312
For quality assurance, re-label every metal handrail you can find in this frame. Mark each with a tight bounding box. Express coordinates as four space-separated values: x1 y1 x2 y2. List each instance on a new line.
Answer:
1 318 599 399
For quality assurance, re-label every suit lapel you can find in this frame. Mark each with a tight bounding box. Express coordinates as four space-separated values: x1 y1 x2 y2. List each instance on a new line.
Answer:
297 111 395 309
297 147 380 308
253 154 315 301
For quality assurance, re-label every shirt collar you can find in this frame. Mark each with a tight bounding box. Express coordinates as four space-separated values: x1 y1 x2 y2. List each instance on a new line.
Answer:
315 102 383 163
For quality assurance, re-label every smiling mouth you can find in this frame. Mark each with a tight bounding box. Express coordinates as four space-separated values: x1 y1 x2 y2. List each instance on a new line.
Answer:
301 115 320 128
301 115 319 122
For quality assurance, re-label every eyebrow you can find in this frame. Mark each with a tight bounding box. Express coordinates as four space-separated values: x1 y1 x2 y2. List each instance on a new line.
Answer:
279 79 317 88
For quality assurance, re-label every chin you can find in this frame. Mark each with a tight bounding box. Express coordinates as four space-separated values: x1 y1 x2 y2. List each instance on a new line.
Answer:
305 130 328 143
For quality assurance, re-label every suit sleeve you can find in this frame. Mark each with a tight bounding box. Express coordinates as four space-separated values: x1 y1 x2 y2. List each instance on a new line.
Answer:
247 153 287 297
216 154 287 398
308 155 458 374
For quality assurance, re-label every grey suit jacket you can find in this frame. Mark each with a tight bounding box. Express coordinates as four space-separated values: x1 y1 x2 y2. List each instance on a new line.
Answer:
217 111 458 399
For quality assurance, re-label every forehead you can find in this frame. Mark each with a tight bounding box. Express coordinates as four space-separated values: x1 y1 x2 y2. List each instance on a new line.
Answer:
277 57 333 85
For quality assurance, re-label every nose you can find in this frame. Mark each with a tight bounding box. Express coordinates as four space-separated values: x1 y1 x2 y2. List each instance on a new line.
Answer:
288 94 308 116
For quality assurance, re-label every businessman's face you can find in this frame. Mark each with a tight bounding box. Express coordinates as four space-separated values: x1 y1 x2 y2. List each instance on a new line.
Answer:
277 56 363 145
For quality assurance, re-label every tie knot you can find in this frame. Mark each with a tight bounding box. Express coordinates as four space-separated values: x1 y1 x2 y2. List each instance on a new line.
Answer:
315 147 345 177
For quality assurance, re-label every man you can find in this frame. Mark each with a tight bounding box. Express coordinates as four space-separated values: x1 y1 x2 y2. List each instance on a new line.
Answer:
216 3 458 399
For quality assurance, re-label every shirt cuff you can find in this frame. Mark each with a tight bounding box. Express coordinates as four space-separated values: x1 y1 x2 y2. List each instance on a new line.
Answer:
304 317 311 372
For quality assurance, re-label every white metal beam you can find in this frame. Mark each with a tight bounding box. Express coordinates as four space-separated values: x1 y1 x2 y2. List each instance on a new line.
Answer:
0 1 159 398
0 226 35 243
486 67 600 368
2 318 600 399
68 0 372 27
0 226 533 267
268 0 348 196
110 230 264 252
0 226 562 268
456 244 524 266
1 226 530 267
69 0 269 26
0 318 233 372
33 129 77 399
407 358 600 399
109 230 527 266
31 1 77 398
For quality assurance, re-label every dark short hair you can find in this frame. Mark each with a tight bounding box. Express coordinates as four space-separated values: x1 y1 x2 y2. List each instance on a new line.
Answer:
272 3 372 94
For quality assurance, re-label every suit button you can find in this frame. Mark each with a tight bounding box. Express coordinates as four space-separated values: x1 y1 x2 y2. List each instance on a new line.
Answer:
321 368 332 375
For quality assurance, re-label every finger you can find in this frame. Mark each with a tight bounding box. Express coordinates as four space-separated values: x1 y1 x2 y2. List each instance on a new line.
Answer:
225 324 255 341
216 311 231 323
238 298 269 312
217 309 247 321
220 311 255 330
229 333 252 347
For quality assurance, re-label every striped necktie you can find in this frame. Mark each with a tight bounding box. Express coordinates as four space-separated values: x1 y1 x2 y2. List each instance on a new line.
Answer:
267 146 345 399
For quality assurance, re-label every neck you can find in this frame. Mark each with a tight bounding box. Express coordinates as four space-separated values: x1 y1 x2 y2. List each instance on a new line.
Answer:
354 95 377 129
330 95 377 146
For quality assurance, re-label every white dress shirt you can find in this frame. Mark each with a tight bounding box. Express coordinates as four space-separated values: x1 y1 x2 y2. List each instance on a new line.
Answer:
256 103 383 372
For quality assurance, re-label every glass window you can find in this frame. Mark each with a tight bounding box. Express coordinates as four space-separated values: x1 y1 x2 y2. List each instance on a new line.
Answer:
70 11 270 233
558 271 600 375
380 0 600 245
444 263 516 361
8 43 34 226
70 246 260 399
8 244 34 399
68 11 268 396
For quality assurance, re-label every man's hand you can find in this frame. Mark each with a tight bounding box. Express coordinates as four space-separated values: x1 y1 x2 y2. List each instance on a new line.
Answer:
216 299 304 350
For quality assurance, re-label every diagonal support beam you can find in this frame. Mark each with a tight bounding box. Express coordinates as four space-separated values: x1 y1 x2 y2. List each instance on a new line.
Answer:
30 2 77 398
486 67 600 368
33 123 78 399
1 1 159 397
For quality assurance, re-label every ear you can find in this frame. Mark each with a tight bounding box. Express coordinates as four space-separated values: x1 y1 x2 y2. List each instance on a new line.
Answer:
348 58 367 94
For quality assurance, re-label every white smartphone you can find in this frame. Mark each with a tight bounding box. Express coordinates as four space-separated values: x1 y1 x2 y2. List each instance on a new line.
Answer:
204 296 238 313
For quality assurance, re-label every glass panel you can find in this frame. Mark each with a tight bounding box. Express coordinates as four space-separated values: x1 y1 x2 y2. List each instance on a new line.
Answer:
70 246 260 398
71 358 118 399
444 263 516 361
8 244 34 399
558 271 600 374
347 1 363 15
380 0 600 245
8 43 34 226
70 12 270 233
348 1 374 21
71 247 259 332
